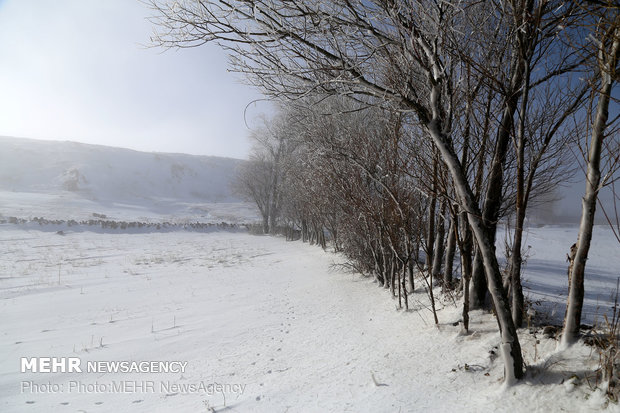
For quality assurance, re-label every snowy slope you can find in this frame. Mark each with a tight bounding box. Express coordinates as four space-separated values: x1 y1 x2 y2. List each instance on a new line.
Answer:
0 136 241 201
0 136 258 223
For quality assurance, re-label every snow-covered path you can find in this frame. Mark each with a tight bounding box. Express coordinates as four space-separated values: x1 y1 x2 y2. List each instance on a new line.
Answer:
0 229 613 412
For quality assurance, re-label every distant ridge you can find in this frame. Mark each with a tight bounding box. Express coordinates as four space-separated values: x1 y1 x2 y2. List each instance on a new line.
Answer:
0 136 243 203
0 136 257 224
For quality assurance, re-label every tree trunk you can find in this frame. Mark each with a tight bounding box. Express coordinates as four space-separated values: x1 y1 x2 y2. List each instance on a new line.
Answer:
427 120 524 381
510 212 526 328
469 251 487 308
397 258 402 309
458 208 473 332
262 215 269 234
426 154 438 270
381 243 390 290
268 148 281 235
443 216 457 289
268 206 278 234
463 270 471 333
468 92 490 308
390 254 396 297
402 264 409 310
562 28 619 347
301 218 308 242
432 203 447 281
509 46 532 329
459 212 473 283
470 39 527 309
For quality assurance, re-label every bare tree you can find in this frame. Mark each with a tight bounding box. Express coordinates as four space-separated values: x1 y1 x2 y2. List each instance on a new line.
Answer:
466 0 586 311
235 112 292 233
562 3 620 347
235 153 274 233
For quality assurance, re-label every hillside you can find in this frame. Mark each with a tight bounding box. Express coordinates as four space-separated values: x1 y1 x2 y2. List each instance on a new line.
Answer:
0 136 258 223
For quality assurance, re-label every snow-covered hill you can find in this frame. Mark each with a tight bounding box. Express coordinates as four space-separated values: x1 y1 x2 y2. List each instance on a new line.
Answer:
0 136 243 202
0 136 258 223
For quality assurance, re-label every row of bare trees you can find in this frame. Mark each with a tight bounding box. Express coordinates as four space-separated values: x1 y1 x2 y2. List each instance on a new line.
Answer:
150 0 619 384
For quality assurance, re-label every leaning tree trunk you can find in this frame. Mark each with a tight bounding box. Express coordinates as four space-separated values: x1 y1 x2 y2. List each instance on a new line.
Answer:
427 120 524 382
562 28 619 347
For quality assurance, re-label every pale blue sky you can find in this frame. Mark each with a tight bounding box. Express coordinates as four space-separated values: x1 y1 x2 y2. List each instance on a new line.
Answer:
0 0 267 158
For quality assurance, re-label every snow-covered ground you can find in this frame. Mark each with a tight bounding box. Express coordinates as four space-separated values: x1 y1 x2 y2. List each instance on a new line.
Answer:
0 190 259 225
507 224 620 326
0 227 617 412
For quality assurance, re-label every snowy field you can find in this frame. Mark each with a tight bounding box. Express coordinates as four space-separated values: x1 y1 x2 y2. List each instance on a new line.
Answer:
0 226 618 412
506 224 620 326
0 190 260 225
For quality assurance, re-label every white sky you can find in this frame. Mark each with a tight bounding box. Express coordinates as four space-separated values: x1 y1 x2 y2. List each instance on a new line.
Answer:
0 0 268 159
